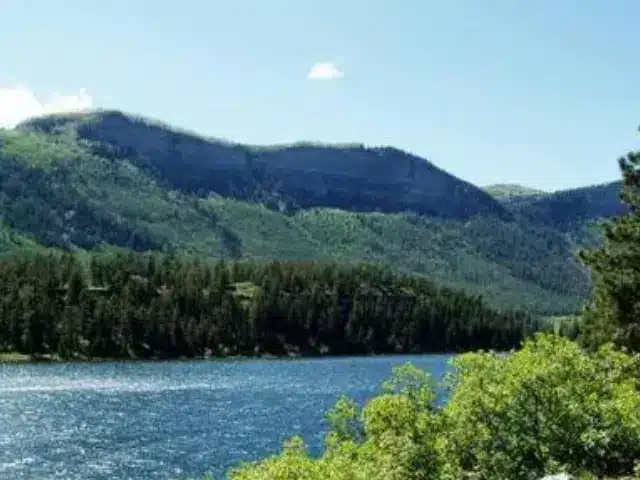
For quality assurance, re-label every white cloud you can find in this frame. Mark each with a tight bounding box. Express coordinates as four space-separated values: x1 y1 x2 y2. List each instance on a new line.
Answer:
0 85 93 129
307 62 344 80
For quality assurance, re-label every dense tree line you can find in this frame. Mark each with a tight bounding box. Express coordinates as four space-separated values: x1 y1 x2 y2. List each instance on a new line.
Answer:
0 252 538 360
220 128 640 480
1 121 607 316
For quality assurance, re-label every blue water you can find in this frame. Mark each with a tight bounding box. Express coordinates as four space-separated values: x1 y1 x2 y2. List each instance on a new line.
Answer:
0 355 452 479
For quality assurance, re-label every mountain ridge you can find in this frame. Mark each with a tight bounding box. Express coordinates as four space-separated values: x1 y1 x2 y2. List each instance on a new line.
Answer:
18 110 510 220
0 109 625 314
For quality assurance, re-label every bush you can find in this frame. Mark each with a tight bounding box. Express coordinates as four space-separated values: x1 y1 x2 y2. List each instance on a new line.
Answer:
442 334 640 479
224 334 640 480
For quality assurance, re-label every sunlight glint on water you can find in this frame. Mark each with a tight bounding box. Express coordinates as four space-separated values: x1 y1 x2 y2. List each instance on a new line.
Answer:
0 355 451 479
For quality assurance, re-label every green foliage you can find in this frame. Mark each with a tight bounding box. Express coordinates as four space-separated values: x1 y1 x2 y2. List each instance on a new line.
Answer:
0 112 622 314
484 183 548 199
326 396 364 443
579 139 640 352
225 334 640 480
541 314 583 340
0 251 535 360
518 181 624 233
442 334 640 479
230 363 443 480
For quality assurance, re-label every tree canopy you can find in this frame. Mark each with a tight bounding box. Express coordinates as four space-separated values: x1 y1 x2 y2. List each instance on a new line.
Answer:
579 132 640 352
210 126 640 480
223 335 640 480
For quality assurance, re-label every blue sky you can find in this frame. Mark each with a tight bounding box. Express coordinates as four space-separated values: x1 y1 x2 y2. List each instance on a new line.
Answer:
1 0 638 191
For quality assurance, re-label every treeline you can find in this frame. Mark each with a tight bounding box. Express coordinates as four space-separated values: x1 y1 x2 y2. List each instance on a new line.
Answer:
224 129 640 480
0 252 539 360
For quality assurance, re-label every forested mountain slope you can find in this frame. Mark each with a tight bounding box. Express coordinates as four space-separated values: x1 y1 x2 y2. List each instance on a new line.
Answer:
484 183 548 199
0 110 625 314
515 181 623 231
19 111 510 220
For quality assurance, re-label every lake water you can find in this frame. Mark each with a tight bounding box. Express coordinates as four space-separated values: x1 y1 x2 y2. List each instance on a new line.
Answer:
0 355 452 479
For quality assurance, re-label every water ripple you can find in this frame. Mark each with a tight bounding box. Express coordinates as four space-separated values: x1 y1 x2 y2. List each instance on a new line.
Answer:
0 355 451 479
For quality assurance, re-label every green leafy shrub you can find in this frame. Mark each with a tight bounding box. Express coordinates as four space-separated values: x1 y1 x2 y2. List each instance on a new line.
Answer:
225 334 640 480
442 334 640 479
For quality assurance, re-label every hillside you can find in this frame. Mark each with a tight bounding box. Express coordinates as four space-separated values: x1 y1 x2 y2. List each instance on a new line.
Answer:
516 181 623 231
20 111 511 220
484 183 548 198
0 110 625 314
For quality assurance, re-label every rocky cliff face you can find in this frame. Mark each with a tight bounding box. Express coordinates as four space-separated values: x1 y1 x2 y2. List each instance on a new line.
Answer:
21 110 510 220
7 110 628 314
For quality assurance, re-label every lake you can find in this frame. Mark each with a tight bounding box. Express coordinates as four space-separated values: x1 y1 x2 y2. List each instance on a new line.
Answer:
0 354 453 479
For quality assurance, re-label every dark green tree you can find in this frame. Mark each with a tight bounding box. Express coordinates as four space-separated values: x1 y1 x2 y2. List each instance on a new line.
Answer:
0 252 535 359
579 129 640 352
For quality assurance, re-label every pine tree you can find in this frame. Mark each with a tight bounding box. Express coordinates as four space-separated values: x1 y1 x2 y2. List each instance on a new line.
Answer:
67 268 86 306
579 130 640 352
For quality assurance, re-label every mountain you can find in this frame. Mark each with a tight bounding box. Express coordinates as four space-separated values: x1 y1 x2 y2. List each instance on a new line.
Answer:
20 111 510 220
0 110 625 314
515 182 623 231
484 183 548 199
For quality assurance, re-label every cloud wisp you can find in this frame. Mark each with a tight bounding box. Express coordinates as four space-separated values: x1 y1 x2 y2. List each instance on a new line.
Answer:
0 85 93 129
307 62 344 80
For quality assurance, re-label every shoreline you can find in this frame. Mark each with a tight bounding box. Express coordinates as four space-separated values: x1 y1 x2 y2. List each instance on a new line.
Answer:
0 349 467 366
0 351 299 365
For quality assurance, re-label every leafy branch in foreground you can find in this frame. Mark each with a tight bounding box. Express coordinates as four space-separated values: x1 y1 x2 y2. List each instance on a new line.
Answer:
223 334 640 480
